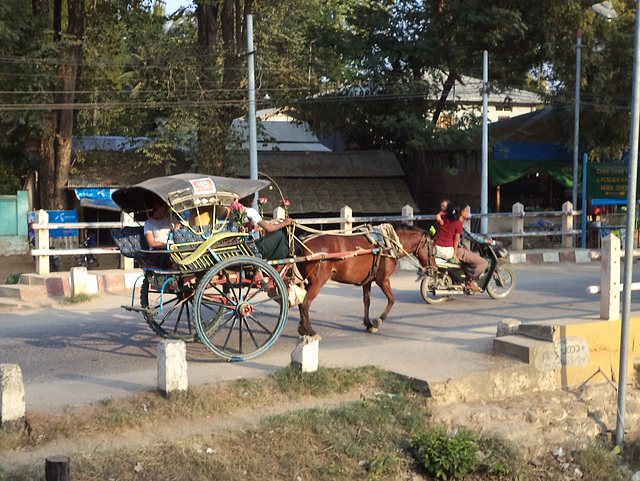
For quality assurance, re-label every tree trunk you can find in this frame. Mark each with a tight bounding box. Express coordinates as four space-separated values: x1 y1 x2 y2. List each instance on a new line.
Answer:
34 0 84 210
431 70 459 129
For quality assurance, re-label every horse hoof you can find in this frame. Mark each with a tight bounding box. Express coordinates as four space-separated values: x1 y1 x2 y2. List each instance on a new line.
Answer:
370 318 383 329
366 326 378 333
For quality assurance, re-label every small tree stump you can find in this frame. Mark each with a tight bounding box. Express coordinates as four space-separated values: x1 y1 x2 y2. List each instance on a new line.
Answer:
45 455 70 481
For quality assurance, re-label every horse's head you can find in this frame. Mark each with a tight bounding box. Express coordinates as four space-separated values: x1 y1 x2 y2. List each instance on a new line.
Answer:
395 224 435 268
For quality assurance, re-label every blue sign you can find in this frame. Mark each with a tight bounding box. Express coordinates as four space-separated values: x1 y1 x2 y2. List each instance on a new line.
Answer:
28 211 78 237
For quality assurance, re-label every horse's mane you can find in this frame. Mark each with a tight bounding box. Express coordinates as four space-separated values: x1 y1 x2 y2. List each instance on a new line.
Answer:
393 222 426 233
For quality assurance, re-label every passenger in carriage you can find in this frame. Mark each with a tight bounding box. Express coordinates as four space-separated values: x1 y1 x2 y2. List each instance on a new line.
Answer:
144 201 173 250
143 201 176 268
434 201 487 293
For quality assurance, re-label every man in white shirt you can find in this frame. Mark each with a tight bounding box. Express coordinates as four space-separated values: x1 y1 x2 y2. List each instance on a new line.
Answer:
144 202 173 250
243 206 294 260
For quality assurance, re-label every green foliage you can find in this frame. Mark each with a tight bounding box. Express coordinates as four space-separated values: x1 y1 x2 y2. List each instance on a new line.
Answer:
410 428 479 480
5 274 21 285
365 454 400 479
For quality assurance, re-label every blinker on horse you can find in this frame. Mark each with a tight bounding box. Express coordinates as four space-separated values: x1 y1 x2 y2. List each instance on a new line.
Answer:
294 224 433 337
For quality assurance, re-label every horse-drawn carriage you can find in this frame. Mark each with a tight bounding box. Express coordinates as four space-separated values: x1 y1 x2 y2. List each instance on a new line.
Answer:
110 173 506 362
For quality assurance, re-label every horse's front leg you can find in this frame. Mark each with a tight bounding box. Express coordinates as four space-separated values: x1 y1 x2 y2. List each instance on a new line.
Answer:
362 282 375 332
296 266 328 339
371 263 395 329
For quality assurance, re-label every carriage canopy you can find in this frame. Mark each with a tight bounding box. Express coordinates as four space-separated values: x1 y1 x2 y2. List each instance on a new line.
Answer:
112 173 270 214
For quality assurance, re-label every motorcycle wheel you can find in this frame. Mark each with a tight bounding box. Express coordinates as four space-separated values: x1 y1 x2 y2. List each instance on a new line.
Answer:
486 263 515 299
420 275 450 304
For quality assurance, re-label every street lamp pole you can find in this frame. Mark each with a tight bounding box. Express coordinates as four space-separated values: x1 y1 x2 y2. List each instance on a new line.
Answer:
572 30 582 218
617 0 640 449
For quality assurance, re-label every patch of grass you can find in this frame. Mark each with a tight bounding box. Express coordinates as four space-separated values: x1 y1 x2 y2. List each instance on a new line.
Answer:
5 273 21 284
0 366 410 452
58 293 94 305
573 442 632 481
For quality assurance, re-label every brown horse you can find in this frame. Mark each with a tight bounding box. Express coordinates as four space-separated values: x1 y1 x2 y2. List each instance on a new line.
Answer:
294 223 433 337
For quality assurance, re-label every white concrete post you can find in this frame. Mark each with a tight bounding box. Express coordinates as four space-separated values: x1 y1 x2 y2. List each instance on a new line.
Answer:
401 205 414 225
273 206 286 221
70 267 88 296
291 336 319 373
0 364 26 430
157 340 188 398
601 234 621 321
512 203 524 251
120 212 135 270
340 206 352 234
562 201 574 248
35 209 50 275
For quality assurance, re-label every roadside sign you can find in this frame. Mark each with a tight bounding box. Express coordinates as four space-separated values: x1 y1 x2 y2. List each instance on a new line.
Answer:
586 163 638 201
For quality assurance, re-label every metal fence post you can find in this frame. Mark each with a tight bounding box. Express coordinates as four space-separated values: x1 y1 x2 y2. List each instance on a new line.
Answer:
340 206 352 234
402 205 414 225
562 201 574 248
601 234 621 321
34 209 50 275
512 203 524 251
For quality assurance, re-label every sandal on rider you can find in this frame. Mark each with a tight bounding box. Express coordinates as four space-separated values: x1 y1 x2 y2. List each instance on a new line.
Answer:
465 280 483 293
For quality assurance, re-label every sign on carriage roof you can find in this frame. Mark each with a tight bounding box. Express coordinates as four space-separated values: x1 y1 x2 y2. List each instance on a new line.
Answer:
189 178 217 195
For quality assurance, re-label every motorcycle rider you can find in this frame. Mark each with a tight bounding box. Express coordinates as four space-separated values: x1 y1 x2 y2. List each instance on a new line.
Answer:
435 201 488 293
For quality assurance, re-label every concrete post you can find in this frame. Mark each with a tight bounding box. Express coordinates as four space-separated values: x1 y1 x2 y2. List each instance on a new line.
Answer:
601 234 621 321
512 203 524 251
562 201 574 248
291 336 319 373
35 209 50 275
70 267 88 296
401 205 414 225
273 206 286 221
157 340 188 398
340 206 352 234
120 212 135 270
0 364 26 431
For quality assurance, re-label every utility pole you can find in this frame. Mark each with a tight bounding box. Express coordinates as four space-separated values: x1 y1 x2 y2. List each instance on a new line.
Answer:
247 15 258 207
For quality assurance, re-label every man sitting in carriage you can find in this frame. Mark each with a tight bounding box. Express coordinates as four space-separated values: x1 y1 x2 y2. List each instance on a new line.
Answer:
235 201 294 261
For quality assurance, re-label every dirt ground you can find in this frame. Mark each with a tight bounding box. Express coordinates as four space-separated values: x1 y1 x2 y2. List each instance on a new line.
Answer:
0 253 120 284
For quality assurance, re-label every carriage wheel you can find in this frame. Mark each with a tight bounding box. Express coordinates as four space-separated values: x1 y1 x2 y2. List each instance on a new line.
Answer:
486 263 516 299
141 274 220 342
194 256 288 361
420 275 450 304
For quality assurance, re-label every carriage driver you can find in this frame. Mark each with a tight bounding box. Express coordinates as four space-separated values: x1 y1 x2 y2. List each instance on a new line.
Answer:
243 203 294 260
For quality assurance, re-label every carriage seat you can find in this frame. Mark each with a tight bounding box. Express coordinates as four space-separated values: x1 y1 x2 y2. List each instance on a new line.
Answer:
110 226 174 269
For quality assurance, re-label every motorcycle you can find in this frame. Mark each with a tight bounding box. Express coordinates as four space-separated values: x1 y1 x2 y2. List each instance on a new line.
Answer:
76 235 99 268
419 237 515 303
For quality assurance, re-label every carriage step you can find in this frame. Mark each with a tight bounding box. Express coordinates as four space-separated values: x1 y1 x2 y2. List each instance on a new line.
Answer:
121 305 157 315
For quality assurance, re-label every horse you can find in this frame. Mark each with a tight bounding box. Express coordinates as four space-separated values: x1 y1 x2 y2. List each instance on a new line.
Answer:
294 223 433 337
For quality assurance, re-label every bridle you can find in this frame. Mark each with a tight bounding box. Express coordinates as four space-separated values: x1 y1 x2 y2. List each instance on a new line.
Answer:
413 231 435 268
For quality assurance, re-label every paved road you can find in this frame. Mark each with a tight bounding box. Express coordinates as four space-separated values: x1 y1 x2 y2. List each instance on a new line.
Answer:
0 262 636 412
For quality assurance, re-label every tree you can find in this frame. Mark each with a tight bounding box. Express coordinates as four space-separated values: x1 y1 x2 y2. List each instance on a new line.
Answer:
296 0 551 154
540 0 636 161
